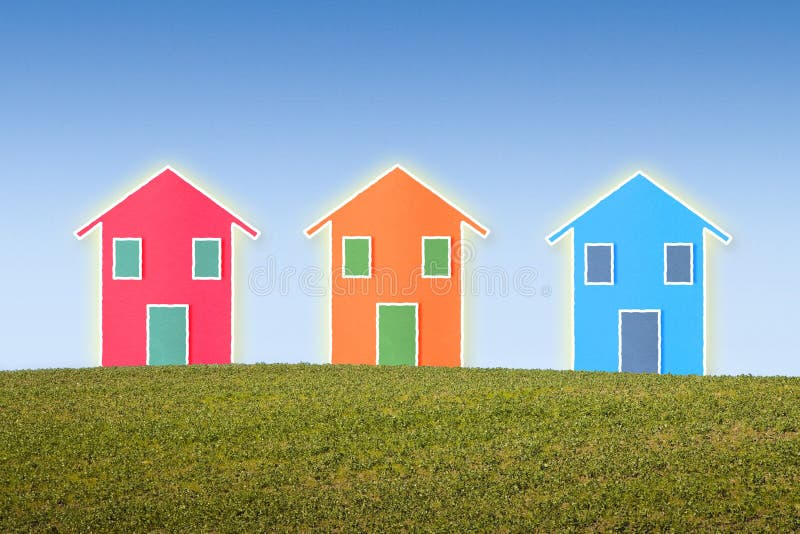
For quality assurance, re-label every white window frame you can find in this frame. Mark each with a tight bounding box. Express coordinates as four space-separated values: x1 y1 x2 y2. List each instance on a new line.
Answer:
421 236 452 279
112 237 142 280
375 302 419 366
342 236 372 278
584 243 614 285
192 238 223 280
146 304 190 366
618 309 662 374
664 242 694 285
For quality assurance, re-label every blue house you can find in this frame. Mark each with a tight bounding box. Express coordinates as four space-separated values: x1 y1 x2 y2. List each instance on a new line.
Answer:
546 171 731 375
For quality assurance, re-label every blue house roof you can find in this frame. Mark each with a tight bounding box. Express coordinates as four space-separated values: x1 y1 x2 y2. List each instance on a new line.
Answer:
546 171 732 246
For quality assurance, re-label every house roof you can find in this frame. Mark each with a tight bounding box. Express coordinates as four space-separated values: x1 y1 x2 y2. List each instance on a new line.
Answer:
74 166 260 239
304 164 490 238
546 171 732 246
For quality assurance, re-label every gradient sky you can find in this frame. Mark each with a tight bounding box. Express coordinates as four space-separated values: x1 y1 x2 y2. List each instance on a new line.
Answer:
1 1 798 374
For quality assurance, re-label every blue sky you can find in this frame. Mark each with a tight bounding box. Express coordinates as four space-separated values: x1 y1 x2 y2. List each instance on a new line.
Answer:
0 1 798 374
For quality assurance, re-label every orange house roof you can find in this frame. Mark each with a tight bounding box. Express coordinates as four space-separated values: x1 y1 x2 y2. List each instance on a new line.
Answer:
304 164 489 237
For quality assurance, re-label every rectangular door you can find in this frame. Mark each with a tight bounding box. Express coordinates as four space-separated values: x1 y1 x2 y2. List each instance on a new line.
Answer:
377 304 418 366
147 305 188 365
619 310 660 373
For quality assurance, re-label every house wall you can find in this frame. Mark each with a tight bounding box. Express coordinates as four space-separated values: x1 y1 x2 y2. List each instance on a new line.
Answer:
571 183 709 375
327 175 466 367
99 181 236 366
330 223 463 367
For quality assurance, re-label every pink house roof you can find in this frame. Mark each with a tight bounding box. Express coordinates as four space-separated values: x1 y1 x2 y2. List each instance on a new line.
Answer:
74 166 260 239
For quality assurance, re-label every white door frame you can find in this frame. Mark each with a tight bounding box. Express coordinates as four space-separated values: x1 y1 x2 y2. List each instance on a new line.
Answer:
375 302 419 366
618 309 661 374
146 304 190 365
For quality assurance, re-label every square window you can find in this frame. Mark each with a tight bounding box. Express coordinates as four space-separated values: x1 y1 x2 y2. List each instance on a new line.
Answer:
193 238 221 279
113 238 142 279
665 243 693 284
585 243 614 285
422 237 451 277
343 237 371 277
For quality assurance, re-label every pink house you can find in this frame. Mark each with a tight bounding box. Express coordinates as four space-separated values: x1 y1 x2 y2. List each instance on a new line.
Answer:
75 166 259 366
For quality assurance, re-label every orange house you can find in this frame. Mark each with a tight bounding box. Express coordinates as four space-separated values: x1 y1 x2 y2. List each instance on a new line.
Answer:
304 165 489 367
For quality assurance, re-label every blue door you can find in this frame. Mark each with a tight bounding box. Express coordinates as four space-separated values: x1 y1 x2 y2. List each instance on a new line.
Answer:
619 310 660 373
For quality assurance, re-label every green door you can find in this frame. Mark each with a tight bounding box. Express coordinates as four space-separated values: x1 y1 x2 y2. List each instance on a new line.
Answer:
377 304 417 366
148 305 188 365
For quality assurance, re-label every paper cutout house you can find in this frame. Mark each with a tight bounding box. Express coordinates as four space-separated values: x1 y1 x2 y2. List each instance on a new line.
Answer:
546 171 731 375
305 164 489 366
75 166 259 366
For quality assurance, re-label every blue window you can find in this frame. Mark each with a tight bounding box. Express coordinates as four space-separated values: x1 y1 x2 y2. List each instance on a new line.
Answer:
665 243 693 285
585 243 614 285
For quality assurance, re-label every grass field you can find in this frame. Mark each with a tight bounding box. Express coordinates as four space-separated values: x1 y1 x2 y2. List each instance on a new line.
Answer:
1 364 799 532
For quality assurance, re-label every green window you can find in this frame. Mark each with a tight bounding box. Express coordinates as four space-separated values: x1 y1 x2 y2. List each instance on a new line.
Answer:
377 304 417 366
423 237 450 277
193 239 221 279
148 305 188 366
343 237 370 277
113 238 141 279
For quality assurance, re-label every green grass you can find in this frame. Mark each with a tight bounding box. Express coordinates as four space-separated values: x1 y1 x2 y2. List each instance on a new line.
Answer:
1 364 799 532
